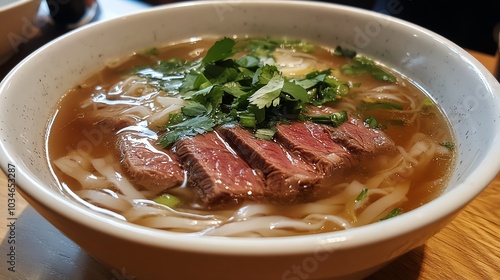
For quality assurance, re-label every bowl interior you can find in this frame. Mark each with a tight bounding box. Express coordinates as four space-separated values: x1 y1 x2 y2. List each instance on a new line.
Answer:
1 0 500 249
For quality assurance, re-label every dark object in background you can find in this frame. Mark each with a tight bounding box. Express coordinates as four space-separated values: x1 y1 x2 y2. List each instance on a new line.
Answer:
144 0 500 54
373 0 500 55
330 0 500 55
47 0 87 25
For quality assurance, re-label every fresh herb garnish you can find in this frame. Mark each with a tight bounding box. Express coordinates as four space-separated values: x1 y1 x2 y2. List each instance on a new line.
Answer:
302 110 348 127
341 56 397 83
249 71 284 109
379 208 403 221
133 38 357 146
361 99 404 111
422 97 435 109
295 69 350 106
137 47 160 57
202 37 237 64
154 194 181 208
160 115 218 146
333 46 357 58
243 37 315 57
355 188 368 202
440 141 455 151
181 101 209 117
364 116 379 129
254 128 277 140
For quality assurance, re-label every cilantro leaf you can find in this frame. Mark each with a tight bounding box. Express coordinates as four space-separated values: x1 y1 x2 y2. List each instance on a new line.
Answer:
253 64 279 85
364 116 379 129
223 81 248 98
243 38 315 57
182 101 208 117
282 80 309 103
249 73 284 109
202 37 237 64
155 58 200 76
235 55 259 68
203 64 239 85
161 115 216 146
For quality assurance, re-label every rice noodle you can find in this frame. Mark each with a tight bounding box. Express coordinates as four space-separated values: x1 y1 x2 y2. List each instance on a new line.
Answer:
53 150 109 190
90 155 145 199
136 216 222 231
356 182 410 225
76 189 132 212
121 106 151 118
156 96 187 107
53 94 443 237
274 49 328 77
205 216 321 237
50 38 455 237
147 104 184 129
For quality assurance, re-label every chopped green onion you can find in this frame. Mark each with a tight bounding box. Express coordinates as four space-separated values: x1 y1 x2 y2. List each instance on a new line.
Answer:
239 113 256 128
422 97 435 109
304 110 348 127
341 56 396 83
254 128 276 140
137 47 159 57
154 194 181 208
379 208 403 221
361 99 404 110
355 188 368 202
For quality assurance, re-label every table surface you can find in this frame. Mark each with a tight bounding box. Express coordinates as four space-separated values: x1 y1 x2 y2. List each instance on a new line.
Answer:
1 2 500 280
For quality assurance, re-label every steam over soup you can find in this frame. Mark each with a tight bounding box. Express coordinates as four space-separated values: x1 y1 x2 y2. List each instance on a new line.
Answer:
47 37 455 237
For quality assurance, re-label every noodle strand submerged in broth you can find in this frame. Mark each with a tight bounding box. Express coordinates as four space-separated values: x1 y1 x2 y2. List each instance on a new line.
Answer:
47 37 455 237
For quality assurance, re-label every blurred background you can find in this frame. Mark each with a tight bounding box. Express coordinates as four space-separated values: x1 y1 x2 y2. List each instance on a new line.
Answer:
144 0 500 55
1 0 500 78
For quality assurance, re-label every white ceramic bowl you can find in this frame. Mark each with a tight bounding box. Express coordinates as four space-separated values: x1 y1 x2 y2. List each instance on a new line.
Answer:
1 1 500 279
0 0 41 64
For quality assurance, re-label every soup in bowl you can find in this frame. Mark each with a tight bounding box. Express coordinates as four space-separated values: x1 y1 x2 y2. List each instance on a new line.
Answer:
1 1 499 279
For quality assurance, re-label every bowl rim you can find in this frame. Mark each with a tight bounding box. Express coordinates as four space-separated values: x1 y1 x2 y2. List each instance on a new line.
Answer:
2 0 500 256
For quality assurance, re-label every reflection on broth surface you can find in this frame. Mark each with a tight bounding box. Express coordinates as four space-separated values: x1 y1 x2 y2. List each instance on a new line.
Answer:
47 37 455 237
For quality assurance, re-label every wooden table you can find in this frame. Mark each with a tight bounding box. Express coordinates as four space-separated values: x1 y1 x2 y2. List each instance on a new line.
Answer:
1 4 499 279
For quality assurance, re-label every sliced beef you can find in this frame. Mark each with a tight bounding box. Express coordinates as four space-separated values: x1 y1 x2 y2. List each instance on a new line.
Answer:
217 125 320 203
276 122 356 176
174 132 265 207
327 118 395 156
117 132 184 194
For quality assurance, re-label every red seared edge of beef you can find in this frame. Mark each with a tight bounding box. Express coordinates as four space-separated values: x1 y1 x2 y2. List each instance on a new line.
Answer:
174 132 265 207
327 118 395 156
118 132 184 194
217 125 320 203
276 122 357 176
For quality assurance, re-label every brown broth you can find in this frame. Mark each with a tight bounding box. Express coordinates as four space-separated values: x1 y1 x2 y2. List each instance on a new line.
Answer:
46 38 455 234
